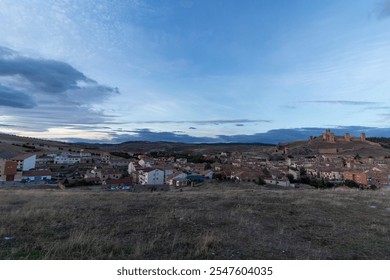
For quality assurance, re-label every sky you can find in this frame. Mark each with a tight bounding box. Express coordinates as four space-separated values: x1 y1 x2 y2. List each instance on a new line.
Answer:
1 0 390 143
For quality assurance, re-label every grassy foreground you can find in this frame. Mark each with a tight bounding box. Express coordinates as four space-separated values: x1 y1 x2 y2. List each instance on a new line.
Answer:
0 183 389 259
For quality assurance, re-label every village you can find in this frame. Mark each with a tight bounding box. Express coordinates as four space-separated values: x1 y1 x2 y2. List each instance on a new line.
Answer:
1 130 390 190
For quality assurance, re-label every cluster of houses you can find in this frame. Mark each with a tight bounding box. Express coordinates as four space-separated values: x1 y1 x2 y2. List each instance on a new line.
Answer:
2 132 390 189
0 154 52 183
0 149 215 188
286 154 390 188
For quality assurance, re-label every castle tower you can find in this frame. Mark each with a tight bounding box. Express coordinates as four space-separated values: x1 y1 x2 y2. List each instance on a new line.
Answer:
360 133 366 141
344 133 350 142
322 129 335 143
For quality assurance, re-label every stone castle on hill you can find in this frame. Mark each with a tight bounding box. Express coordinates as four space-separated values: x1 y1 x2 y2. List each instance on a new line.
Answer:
311 129 366 143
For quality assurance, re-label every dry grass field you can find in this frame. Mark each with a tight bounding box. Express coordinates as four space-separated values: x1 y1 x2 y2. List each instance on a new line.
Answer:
0 183 389 260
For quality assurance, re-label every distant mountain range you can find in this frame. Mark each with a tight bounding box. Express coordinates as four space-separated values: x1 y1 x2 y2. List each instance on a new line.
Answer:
3 126 390 147
2 127 390 157
56 126 390 145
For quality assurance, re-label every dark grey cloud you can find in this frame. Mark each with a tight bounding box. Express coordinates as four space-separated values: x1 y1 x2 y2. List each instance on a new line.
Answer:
0 46 119 130
0 46 16 57
304 100 378 106
0 45 118 106
189 127 197 129
0 55 85 93
0 85 36 108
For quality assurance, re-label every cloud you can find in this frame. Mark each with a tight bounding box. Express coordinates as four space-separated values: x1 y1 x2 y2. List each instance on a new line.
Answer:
0 46 119 130
0 53 85 93
303 100 378 106
0 84 36 108
0 123 18 128
375 0 390 20
124 119 270 125
281 105 296 110
0 46 16 57
364 105 390 111
0 46 118 102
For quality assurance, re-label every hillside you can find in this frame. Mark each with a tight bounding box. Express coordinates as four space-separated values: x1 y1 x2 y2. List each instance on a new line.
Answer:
0 133 275 157
1 132 390 158
0 133 85 158
367 137 390 150
98 141 275 154
284 137 390 157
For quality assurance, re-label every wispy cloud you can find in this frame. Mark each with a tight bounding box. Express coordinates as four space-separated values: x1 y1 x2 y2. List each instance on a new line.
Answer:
281 105 296 110
365 105 390 110
303 100 379 106
124 119 271 125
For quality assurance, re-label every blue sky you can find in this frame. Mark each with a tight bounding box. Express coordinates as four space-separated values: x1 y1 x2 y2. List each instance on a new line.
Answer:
1 0 390 143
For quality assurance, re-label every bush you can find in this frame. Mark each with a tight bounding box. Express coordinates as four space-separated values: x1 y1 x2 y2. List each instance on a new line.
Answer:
258 177 266 185
286 174 295 183
345 180 359 188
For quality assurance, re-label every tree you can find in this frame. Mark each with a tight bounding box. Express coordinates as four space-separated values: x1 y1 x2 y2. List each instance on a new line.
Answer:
354 153 361 160
258 177 266 185
369 184 378 190
286 174 295 183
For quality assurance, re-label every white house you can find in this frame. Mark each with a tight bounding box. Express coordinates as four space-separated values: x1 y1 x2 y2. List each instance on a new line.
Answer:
110 159 132 168
167 172 187 186
11 154 36 171
54 155 80 165
265 179 294 187
22 169 52 182
152 166 174 184
138 168 165 185
128 161 143 175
